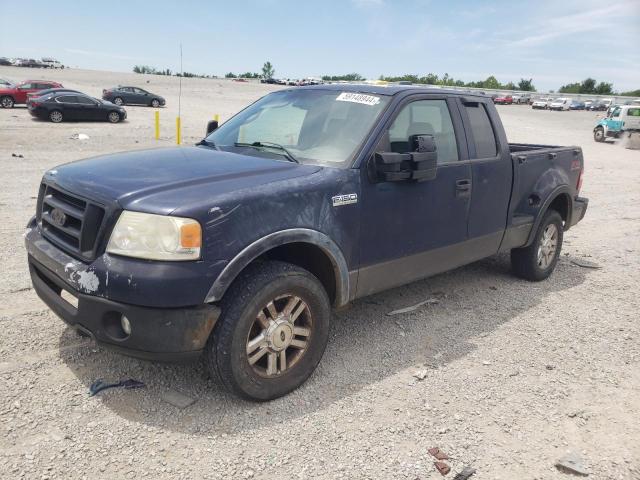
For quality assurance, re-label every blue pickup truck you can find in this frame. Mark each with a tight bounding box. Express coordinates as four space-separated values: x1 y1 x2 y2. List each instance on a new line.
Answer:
25 84 588 400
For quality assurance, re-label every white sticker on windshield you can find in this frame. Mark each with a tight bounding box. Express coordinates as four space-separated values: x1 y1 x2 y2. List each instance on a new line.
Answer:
336 92 381 106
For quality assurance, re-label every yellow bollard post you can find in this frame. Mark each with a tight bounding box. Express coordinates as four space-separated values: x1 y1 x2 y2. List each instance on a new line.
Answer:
154 111 160 140
214 113 220 123
176 117 181 145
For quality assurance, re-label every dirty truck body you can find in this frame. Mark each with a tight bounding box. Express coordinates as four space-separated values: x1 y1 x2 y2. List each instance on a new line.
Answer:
25 84 588 400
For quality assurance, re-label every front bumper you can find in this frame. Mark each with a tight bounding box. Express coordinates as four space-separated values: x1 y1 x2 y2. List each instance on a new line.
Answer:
25 220 221 361
29 256 219 361
570 196 588 227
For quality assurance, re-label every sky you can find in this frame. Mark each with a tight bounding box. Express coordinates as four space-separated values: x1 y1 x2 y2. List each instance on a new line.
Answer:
1 0 639 92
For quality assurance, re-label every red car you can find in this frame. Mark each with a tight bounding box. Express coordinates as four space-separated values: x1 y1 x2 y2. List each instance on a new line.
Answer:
0 80 63 108
493 95 513 105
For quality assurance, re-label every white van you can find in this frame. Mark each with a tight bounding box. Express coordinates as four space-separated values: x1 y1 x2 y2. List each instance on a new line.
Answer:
549 98 571 111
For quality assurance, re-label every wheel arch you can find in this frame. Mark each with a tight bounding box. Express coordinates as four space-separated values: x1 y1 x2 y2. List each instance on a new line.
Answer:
205 228 350 307
526 187 573 246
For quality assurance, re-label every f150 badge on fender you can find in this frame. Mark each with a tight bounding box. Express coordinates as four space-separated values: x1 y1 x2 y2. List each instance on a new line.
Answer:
332 193 358 207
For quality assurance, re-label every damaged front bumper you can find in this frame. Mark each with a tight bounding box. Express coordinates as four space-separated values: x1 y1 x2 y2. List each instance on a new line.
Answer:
25 221 220 361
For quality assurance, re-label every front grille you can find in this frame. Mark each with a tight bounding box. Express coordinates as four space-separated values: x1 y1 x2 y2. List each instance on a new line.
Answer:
37 184 106 261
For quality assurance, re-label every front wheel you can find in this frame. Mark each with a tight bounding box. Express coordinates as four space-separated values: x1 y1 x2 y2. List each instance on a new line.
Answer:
511 209 563 281
107 111 122 123
1 96 15 108
206 261 331 401
594 127 605 142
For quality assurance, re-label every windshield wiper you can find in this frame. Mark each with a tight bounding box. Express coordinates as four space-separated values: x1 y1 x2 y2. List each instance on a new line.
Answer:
196 139 218 149
234 141 299 163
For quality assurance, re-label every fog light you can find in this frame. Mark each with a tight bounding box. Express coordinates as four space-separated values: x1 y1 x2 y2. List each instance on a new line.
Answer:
120 315 132 336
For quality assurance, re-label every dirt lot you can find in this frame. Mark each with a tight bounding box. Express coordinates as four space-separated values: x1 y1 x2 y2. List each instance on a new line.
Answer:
1 66 639 479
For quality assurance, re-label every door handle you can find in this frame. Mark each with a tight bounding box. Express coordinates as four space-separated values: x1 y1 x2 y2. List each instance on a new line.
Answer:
456 179 472 197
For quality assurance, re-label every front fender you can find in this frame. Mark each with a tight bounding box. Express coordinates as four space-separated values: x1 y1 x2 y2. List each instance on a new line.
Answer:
204 228 350 307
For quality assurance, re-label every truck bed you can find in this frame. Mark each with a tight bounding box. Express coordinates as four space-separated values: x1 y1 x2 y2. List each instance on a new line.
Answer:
500 143 584 251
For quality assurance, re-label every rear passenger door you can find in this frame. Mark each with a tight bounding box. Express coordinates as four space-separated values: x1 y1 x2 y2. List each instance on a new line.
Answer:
458 99 512 255
55 95 80 120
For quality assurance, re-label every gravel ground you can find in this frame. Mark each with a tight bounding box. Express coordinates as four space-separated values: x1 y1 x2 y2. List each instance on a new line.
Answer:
1 66 639 480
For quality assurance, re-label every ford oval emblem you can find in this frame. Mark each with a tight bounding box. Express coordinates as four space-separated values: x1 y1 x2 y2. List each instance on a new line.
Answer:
51 208 67 227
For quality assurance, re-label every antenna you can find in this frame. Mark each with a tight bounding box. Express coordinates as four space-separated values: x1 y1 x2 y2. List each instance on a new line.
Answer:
178 43 183 118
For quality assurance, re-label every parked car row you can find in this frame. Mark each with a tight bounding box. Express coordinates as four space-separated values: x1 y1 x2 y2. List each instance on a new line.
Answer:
0 79 127 123
260 77 324 86
0 57 64 68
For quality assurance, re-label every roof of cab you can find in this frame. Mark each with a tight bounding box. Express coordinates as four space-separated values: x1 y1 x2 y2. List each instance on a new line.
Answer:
296 82 487 98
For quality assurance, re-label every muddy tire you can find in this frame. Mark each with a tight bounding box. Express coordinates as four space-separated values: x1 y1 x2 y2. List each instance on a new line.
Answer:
511 209 563 281
205 261 331 401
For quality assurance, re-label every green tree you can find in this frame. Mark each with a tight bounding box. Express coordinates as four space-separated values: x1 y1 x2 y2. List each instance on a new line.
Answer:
559 82 581 93
518 78 536 91
620 89 640 97
483 76 501 89
505 81 517 91
225 72 237 78
580 78 597 93
595 81 613 95
261 61 275 79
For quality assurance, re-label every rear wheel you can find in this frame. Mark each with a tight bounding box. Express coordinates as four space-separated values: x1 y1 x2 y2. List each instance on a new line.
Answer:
1 96 14 108
206 261 331 401
594 127 605 142
107 111 121 123
49 110 63 123
113 97 124 106
511 209 563 281
150 99 160 108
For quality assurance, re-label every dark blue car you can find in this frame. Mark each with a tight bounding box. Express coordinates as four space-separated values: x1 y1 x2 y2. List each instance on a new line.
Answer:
25 84 588 400
102 86 165 107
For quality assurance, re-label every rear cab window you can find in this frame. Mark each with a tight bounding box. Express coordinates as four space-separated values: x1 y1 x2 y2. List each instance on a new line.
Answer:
464 102 498 158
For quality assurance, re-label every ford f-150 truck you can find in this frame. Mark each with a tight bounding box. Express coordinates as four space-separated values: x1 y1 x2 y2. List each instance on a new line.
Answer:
25 84 588 401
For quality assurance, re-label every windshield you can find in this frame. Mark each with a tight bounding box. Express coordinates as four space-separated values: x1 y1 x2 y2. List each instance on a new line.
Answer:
204 89 391 168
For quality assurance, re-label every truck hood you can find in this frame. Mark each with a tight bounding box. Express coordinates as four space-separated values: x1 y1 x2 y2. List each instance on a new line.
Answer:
45 146 321 214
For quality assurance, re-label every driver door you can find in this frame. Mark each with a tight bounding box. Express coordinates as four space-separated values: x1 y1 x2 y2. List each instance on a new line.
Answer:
356 96 472 297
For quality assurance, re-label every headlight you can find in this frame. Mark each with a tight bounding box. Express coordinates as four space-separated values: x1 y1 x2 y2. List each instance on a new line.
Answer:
106 211 201 261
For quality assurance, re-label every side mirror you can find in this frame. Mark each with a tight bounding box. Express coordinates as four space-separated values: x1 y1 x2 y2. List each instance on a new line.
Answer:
371 134 438 183
206 120 219 135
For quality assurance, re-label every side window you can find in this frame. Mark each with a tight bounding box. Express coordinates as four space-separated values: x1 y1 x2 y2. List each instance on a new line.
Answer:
465 103 498 158
57 95 77 104
611 108 621 118
628 108 640 117
385 99 459 163
19 83 33 89
76 96 95 105
134 88 146 94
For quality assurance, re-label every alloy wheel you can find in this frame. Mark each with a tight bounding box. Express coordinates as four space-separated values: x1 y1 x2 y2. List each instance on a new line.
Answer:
537 224 558 269
246 294 312 377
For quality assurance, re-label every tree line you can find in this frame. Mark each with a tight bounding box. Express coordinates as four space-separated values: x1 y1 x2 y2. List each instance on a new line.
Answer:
132 64 638 96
